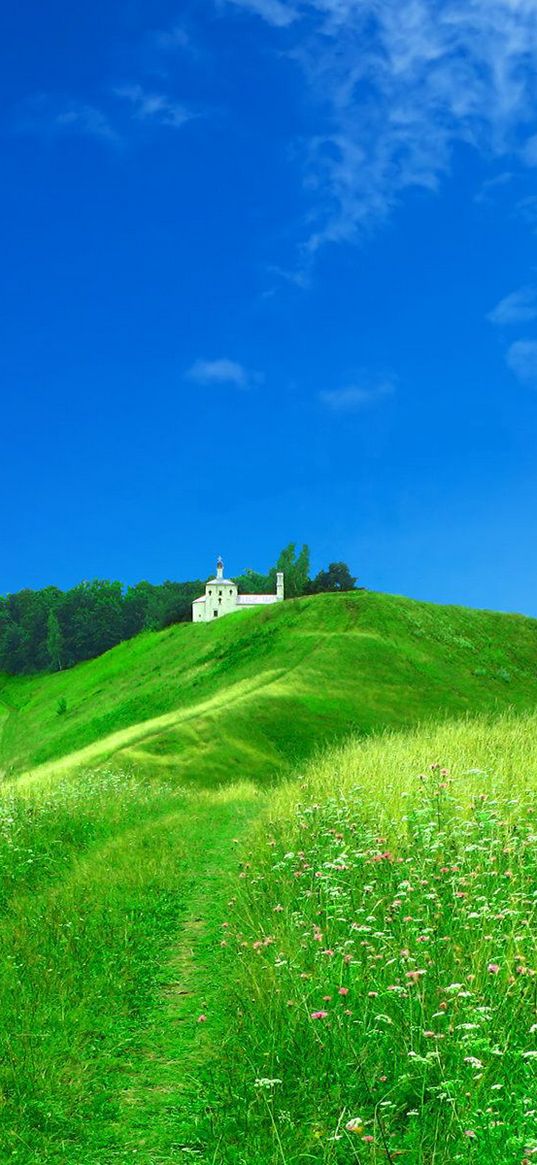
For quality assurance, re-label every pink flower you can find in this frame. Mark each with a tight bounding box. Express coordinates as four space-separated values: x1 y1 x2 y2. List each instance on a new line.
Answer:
362 1135 375 1143
311 1010 329 1020
197 1014 207 1023
464 1130 476 1139
488 963 500 974
338 987 349 996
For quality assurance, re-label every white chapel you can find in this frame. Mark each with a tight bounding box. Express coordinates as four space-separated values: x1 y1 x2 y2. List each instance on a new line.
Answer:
192 557 284 623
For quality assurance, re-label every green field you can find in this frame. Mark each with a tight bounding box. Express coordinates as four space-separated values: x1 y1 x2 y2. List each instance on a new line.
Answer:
1 592 537 1163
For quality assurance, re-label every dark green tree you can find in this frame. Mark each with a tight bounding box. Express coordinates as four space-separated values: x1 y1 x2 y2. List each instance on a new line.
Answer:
46 610 63 671
269 543 311 599
309 562 357 593
232 568 272 595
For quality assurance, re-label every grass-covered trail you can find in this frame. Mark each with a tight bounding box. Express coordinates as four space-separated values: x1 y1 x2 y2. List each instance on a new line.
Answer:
0 772 264 1164
106 785 264 1165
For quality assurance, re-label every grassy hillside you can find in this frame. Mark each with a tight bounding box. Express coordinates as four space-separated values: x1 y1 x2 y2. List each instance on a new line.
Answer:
2 589 537 782
2 591 537 1163
219 712 537 1163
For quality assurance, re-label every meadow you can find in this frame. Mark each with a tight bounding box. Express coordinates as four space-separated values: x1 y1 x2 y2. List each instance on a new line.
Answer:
218 713 537 1163
0 593 536 1162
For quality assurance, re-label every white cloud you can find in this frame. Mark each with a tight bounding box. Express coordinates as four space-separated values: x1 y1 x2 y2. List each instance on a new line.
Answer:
153 26 191 52
506 339 537 386
113 84 192 129
488 286 537 325
14 96 118 143
474 171 512 204
186 357 262 388
516 194 537 230
522 134 537 167
226 0 537 255
226 0 299 28
319 375 396 411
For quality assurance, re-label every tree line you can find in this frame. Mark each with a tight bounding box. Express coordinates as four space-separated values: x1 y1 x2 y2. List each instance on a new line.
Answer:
0 545 357 675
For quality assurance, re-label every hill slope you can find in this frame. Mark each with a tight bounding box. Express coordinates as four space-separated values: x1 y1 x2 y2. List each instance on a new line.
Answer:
1 589 537 782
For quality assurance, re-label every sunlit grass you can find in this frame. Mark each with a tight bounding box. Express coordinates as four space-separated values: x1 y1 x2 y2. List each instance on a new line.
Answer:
0 768 262 1163
219 712 537 1163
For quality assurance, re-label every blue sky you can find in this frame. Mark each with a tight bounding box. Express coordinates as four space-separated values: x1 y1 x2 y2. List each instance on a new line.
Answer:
2 0 537 613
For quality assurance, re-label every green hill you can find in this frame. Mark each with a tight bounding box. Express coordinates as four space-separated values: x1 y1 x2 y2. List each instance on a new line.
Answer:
2 590 537 1164
1 589 537 783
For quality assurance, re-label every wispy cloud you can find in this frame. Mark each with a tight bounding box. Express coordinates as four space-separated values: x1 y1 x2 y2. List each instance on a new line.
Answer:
153 26 191 52
474 171 512 205
186 357 263 389
320 374 396 412
488 286 537 326
515 195 537 232
226 0 299 28
506 340 537 387
14 95 118 143
113 84 192 129
226 0 537 257
12 83 193 146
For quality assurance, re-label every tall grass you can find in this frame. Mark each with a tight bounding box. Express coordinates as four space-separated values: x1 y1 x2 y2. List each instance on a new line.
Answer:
217 713 537 1163
0 768 262 1163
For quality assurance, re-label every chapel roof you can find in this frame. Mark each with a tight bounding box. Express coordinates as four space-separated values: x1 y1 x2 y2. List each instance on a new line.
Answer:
236 594 278 605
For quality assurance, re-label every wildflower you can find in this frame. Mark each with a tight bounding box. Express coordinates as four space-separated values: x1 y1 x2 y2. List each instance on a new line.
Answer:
323 995 332 1002
345 1117 364 1134
273 904 284 912
464 1130 476 1139
311 1010 329 1020
254 1078 282 1088
488 963 500 974
338 987 349 996
464 1057 484 1069
362 1134 375 1143
197 1014 207 1023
